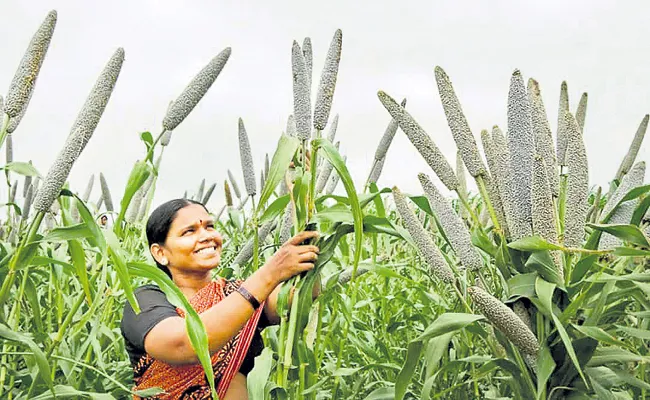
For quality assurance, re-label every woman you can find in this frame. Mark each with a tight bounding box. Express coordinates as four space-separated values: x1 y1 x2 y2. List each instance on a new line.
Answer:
120 198 320 399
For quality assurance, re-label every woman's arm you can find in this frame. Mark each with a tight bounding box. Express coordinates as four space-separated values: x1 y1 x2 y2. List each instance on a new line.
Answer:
142 231 320 365
263 272 322 325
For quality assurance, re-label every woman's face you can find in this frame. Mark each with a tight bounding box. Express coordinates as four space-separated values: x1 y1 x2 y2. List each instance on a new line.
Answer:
156 204 223 273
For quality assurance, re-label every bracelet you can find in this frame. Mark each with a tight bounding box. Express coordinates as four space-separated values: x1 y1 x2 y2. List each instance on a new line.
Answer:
236 286 261 310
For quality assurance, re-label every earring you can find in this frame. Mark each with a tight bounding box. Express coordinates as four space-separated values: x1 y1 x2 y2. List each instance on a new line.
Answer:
161 258 168 266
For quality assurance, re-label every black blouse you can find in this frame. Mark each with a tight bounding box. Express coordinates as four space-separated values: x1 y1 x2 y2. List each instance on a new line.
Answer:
120 284 269 376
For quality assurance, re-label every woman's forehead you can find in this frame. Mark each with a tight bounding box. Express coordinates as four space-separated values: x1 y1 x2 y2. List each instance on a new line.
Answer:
171 204 210 228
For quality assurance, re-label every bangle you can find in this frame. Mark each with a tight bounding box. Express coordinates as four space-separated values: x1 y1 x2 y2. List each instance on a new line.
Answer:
236 286 260 310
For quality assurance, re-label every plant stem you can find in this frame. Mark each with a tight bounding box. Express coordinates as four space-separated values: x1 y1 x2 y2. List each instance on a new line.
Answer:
308 131 320 219
0 212 44 309
251 196 259 271
282 276 303 384
475 175 502 234
455 189 481 227
0 113 10 151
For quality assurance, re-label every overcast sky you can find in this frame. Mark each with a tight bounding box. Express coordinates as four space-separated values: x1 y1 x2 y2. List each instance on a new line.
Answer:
1 1 648 214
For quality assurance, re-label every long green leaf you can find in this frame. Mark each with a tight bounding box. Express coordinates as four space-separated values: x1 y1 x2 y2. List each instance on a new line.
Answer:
257 134 300 211
0 323 53 394
536 278 588 386
314 138 364 274
587 223 650 248
115 160 151 236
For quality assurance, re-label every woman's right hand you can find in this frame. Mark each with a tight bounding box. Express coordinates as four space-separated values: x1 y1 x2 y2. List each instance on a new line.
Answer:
261 230 320 284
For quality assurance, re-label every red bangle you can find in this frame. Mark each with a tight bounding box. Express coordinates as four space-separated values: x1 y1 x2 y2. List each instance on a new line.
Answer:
236 286 260 310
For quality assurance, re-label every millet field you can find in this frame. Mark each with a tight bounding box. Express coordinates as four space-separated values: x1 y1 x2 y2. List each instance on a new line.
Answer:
0 9 649 400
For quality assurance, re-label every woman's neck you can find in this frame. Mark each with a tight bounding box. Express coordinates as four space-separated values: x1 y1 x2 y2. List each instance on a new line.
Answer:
172 272 212 299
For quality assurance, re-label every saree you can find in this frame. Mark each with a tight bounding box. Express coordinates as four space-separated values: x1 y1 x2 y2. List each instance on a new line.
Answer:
131 278 265 399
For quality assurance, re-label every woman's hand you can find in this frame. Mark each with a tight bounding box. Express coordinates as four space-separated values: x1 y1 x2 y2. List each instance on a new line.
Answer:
261 230 320 285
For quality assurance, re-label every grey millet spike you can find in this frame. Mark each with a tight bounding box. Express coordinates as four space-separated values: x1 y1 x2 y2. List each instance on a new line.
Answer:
506 70 534 240
5 11 57 124
419 173 483 271
313 29 343 131
33 48 124 213
238 118 256 197
392 186 455 283
162 47 231 132
378 91 459 191
563 112 589 248
435 66 487 177
291 41 311 140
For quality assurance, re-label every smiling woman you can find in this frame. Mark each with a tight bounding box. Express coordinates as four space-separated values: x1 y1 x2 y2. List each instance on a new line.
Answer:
120 198 321 399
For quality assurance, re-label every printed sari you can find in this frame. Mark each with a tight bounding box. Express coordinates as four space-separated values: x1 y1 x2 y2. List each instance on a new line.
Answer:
131 278 265 399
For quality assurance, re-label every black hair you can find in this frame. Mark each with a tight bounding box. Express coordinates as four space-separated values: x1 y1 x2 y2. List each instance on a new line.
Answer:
145 198 208 279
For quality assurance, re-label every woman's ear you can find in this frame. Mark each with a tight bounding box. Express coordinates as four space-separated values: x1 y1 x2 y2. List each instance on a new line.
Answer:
150 243 168 266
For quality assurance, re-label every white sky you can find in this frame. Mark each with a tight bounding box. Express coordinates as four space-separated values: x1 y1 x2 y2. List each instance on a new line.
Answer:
1 1 648 213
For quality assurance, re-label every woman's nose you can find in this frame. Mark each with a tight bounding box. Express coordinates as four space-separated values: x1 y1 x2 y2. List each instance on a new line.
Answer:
199 229 223 246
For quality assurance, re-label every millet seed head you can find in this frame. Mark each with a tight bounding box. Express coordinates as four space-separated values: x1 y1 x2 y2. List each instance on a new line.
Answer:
227 169 242 199
418 172 483 271
224 180 233 207
392 186 455 283
434 66 487 177
202 182 216 205
238 118 257 197
506 70 534 240
468 286 540 358
378 91 458 191
576 93 588 133
32 49 124 213
527 78 559 197
162 47 231 131
313 29 343 131
599 162 646 250
302 37 313 92
563 112 589 248
615 114 648 181
5 10 57 119
291 41 312 140
556 81 570 165
374 98 406 161
367 157 385 185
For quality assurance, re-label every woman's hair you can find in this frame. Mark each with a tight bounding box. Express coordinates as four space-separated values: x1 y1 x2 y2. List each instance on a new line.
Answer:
145 198 208 279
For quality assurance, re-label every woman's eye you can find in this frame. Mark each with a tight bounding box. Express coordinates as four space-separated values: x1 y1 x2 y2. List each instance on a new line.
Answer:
183 229 194 235
207 223 215 229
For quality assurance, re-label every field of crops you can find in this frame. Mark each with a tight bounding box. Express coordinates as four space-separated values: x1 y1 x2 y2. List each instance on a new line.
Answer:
1 9 649 400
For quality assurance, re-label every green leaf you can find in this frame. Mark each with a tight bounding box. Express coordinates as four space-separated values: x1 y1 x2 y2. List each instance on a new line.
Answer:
39 223 93 243
394 341 423 400
74 195 106 253
612 247 650 257
247 347 274 400
601 184 650 223
631 193 650 226
508 235 564 252
573 325 627 347
587 223 650 248
536 345 555 399
2 161 42 177
536 277 587 386
525 251 564 289
257 134 300 212
314 138 364 273
104 229 138 313
29 384 115 400
127 261 217 398
414 313 485 343
507 273 538 299
114 160 151 236
588 347 650 366
314 203 353 224
363 387 395 400
259 195 290 225
0 323 53 394
615 325 650 341
393 313 484 400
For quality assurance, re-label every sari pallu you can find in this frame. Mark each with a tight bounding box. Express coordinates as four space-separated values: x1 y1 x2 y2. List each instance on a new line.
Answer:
131 278 265 399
